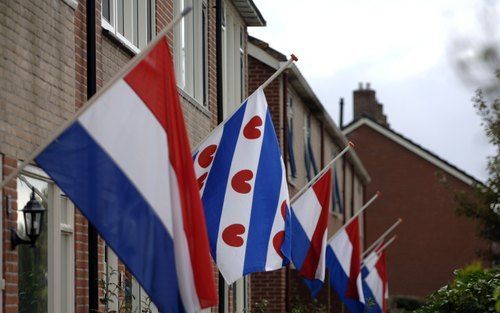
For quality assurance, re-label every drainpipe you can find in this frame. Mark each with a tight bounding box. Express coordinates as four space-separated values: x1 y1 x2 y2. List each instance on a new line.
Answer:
86 1 99 312
215 1 225 312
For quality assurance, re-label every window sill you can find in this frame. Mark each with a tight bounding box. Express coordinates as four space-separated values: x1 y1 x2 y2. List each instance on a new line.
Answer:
101 23 140 57
178 88 212 118
61 0 78 10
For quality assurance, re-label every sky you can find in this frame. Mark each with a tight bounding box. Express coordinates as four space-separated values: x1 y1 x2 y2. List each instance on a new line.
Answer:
249 0 498 181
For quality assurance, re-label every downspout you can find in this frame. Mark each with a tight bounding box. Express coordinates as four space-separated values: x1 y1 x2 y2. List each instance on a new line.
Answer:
86 1 99 312
215 1 225 312
282 73 291 313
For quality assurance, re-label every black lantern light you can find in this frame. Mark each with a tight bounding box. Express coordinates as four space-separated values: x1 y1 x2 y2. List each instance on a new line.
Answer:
11 187 46 249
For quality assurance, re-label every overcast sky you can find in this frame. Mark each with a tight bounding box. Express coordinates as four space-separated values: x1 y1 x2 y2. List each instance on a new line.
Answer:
249 0 498 181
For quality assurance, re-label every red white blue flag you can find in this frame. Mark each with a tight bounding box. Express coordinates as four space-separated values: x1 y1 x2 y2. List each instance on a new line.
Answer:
291 170 331 293
193 88 291 284
35 38 217 313
362 247 389 313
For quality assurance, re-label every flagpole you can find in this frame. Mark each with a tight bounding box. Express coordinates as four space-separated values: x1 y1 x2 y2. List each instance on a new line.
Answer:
261 54 298 89
362 218 402 258
361 235 397 269
0 8 192 190
192 54 298 154
328 191 380 241
290 142 354 204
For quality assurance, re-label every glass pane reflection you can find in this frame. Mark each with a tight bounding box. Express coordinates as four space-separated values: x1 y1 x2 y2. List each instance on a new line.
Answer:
18 176 48 313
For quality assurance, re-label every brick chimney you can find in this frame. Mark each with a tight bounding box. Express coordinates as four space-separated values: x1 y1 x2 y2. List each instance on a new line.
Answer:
353 82 389 127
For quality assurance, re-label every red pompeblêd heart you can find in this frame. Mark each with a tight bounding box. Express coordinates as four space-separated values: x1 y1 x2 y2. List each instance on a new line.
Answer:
231 169 254 194
198 144 217 168
280 200 287 220
273 231 285 258
222 224 246 247
243 116 263 140
197 173 208 190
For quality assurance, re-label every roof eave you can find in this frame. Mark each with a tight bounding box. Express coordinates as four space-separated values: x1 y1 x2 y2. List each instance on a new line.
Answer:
231 0 266 26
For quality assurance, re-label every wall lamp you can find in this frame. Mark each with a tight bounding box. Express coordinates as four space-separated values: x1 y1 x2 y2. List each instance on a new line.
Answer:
11 187 45 250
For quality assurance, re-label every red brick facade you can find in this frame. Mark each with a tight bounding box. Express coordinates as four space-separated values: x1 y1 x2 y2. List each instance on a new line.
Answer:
346 119 486 299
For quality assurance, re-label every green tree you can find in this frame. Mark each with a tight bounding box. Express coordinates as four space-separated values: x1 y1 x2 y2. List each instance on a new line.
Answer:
413 263 499 313
453 71 500 263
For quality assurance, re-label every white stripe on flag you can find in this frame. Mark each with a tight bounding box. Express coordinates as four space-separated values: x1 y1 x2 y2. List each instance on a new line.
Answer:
330 230 353 276
216 90 268 284
78 79 174 236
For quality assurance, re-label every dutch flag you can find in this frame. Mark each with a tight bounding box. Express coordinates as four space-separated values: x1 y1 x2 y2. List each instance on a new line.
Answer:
290 170 331 296
36 38 217 313
193 88 291 284
307 215 365 312
362 248 389 313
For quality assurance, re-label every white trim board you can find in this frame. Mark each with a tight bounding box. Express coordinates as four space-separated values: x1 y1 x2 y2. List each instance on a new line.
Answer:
343 118 477 186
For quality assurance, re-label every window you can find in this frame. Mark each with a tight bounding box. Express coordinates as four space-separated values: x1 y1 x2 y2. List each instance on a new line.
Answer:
222 0 246 116
101 0 156 52
286 94 297 178
17 166 75 313
304 114 318 181
174 0 208 106
331 157 344 214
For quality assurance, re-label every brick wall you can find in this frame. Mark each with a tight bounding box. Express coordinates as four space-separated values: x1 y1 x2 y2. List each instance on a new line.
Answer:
347 124 486 298
0 1 77 312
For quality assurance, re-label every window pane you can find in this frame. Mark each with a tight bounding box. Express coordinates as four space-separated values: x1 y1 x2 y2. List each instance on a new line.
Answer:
102 0 111 22
18 177 49 313
60 195 68 224
147 0 153 42
117 0 125 34
202 4 207 106
60 235 70 313
133 0 139 46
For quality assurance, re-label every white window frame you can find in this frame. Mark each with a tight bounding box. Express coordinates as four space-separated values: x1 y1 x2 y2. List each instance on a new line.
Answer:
101 0 156 53
19 165 75 313
173 0 208 106
222 0 245 117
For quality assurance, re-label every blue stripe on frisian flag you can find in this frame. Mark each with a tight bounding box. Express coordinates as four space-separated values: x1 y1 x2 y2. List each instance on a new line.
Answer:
35 122 186 313
243 110 283 274
202 101 247 260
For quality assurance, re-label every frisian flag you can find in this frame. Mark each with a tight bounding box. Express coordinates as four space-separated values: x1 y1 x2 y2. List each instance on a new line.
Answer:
362 247 389 313
35 38 217 312
193 87 291 284
291 170 331 296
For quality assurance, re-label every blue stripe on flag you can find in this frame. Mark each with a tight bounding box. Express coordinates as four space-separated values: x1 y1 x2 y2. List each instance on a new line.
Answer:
327 247 365 313
202 101 247 259
290 209 311 271
243 110 283 275
35 122 186 313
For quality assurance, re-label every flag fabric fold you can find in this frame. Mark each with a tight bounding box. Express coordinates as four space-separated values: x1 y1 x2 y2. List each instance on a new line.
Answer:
193 87 291 284
291 170 331 295
35 37 217 313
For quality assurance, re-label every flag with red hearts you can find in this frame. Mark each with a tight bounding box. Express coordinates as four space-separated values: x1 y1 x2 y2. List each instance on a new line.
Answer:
193 87 291 284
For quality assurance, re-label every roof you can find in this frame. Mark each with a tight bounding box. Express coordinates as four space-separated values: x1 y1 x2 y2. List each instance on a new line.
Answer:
231 0 266 27
343 118 481 186
248 37 371 184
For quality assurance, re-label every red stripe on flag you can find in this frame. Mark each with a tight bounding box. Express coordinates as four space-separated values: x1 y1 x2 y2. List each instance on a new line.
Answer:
345 216 361 300
299 170 332 279
375 251 388 312
124 38 217 308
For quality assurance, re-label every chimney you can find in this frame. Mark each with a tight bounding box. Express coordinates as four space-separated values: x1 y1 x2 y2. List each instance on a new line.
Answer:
353 82 389 127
